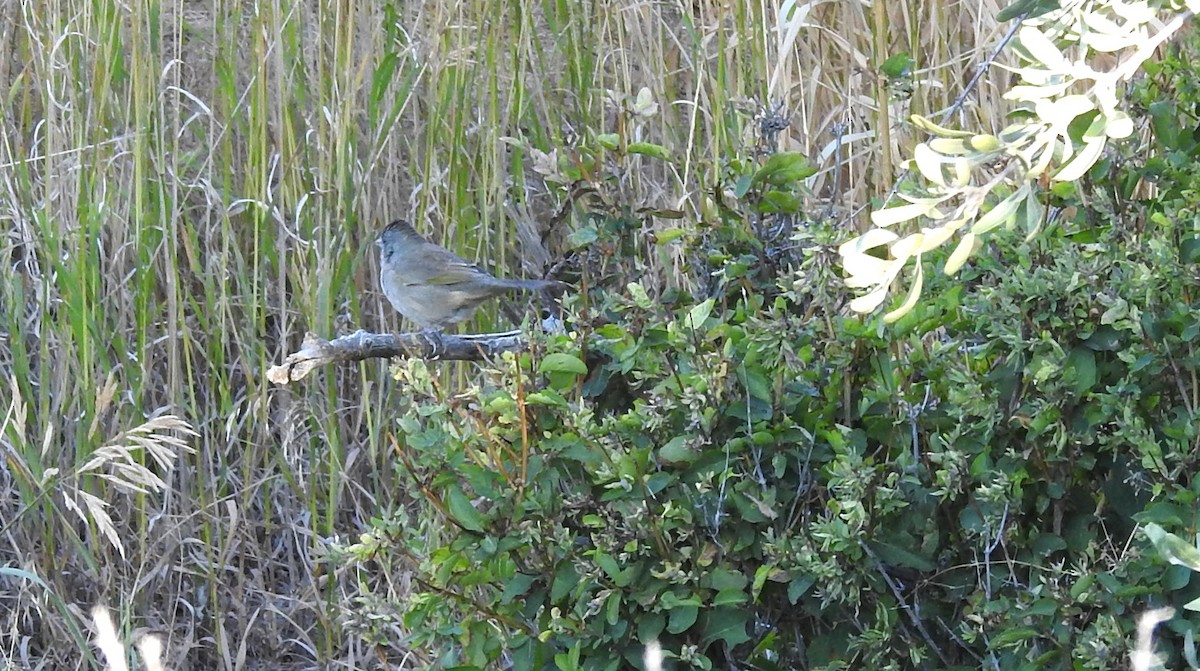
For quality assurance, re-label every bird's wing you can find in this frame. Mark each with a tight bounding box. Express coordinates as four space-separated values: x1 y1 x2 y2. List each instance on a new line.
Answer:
394 242 495 288
422 260 496 287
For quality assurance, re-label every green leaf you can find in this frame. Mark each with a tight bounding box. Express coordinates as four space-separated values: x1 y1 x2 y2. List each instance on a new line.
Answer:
539 353 588 375
627 142 670 160
540 353 589 391
1145 523 1200 571
369 52 399 119
996 0 1059 21
1031 533 1067 556
1082 325 1123 351
758 190 801 214
605 591 622 625
596 133 620 150
698 608 751 648
595 552 623 582
1065 347 1097 395
660 591 703 609
554 642 581 671
566 225 599 249
751 565 771 599
627 283 654 309
552 563 580 601
1069 573 1095 600
1181 235 1200 264
0 566 49 588
654 227 686 244
526 389 570 407
991 627 1039 647
639 207 685 219
788 575 815 603
1149 101 1182 150
501 573 538 603
880 52 913 79
638 613 665 642
867 540 935 571
667 604 699 633
712 589 748 606
645 472 673 495
704 569 748 591
1018 190 1045 241
752 151 816 186
445 486 486 532
1025 599 1058 617
509 637 540 670
686 299 715 332
1165 564 1193 590
734 174 754 199
659 436 697 465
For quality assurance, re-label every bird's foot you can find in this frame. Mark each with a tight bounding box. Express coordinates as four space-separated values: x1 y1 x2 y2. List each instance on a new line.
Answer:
418 327 446 358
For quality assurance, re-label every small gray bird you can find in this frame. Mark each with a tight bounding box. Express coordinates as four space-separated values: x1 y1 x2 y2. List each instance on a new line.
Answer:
376 219 565 330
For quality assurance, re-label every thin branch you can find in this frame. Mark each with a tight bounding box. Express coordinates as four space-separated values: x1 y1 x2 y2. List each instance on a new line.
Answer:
860 539 951 667
267 329 531 384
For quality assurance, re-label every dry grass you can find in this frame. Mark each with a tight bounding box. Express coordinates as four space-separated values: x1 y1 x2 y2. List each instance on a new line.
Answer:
0 0 1009 667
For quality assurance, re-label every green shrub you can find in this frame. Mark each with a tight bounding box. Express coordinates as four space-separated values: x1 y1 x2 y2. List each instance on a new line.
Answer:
330 49 1200 667
330 196 1200 669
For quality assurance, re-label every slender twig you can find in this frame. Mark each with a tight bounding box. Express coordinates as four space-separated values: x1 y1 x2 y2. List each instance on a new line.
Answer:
860 539 952 666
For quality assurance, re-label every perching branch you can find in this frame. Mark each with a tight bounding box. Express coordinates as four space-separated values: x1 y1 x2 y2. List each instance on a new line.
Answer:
267 329 530 384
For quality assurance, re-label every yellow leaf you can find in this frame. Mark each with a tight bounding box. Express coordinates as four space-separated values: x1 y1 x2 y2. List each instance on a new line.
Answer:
972 186 1029 235
870 201 940 228
1004 80 1075 102
842 255 895 288
969 134 1001 152
1053 137 1105 182
944 233 977 275
914 144 948 185
1018 26 1069 70
891 233 924 261
928 138 971 155
952 158 972 187
884 260 924 323
849 282 894 314
838 228 899 256
917 224 959 253
910 114 973 138
1037 95 1096 129
1106 113 1133 139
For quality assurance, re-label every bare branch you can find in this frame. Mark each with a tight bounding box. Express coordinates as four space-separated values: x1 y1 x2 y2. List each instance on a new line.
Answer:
268 329 531 384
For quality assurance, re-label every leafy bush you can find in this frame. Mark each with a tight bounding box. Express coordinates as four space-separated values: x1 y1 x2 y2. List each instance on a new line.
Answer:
330 49 1200 668
337 230 1198 669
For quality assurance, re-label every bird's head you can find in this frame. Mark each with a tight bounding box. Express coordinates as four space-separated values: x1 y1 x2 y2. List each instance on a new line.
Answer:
377 219 427 248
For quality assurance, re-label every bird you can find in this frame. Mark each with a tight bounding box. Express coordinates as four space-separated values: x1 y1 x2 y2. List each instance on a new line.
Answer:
376 219 566 331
